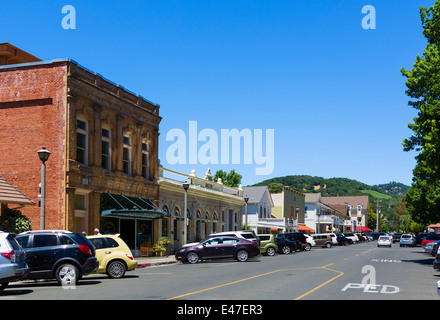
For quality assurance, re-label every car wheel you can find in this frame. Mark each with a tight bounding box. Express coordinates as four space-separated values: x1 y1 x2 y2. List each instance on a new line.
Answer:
186 251 199 264
304 243 311 251
107 260 127 279
236 249 249 262
0 283 8 292
266 247 276 256
325 242 332 248
55 263 79 287
281 245 291 254
344 241 349 246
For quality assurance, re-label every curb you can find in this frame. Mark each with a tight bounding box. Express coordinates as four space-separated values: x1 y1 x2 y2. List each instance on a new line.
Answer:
137 260 178 268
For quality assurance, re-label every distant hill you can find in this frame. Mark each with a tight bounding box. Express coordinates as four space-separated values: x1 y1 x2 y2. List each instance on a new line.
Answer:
252 175 410 218
252 175 408 197
375 182 410 197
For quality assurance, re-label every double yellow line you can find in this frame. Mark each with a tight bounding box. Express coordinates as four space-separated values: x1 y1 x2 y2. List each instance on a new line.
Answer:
166 263 344 300
167 248 377 300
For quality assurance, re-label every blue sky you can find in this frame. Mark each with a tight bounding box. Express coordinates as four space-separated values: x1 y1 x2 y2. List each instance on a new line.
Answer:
2 0 435 186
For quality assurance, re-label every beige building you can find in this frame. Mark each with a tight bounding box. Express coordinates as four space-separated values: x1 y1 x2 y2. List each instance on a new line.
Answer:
158 167 245 249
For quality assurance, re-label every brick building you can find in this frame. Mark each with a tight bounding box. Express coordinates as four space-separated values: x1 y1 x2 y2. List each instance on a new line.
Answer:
0 43 163 251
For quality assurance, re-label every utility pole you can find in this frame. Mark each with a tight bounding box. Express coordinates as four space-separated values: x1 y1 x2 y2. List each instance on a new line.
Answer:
375 198 382 232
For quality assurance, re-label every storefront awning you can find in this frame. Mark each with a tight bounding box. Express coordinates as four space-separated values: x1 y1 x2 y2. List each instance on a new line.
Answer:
299 225 315 232
100 192 166 220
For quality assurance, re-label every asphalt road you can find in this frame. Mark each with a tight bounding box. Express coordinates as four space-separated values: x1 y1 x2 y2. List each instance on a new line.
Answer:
2 241 439 301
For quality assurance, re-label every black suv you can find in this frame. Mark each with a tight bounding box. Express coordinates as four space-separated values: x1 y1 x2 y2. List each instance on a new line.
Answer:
16 230 98 286
276 232 311 251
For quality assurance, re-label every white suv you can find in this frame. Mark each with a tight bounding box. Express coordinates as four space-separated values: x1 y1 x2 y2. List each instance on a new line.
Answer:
343 233 359 244
0 232 29 292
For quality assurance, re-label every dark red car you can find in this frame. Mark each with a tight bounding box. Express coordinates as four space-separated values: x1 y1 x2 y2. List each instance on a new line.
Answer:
175 236 260 264
422 233 440 247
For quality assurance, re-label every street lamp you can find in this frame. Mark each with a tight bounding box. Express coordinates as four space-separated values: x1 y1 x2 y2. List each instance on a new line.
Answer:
37 148 51 230
182 181 190 245
244 195 249 231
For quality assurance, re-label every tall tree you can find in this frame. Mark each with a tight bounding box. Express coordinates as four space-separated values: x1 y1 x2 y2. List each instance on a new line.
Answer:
401 0 440 225
214 169 242 187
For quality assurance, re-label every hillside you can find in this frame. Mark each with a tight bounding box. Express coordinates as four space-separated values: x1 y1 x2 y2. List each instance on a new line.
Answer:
252 175 410 220
252 175 405 197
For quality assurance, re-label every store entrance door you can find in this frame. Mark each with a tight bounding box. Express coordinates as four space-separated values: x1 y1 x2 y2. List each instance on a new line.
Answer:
120 219 135 249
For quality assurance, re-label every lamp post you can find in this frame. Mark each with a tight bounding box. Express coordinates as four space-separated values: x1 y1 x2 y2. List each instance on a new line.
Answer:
244 195 249 231
37 148 51 230
182 181 190 245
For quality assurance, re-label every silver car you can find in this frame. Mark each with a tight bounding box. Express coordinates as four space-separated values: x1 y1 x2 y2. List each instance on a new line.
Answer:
0 232 29 292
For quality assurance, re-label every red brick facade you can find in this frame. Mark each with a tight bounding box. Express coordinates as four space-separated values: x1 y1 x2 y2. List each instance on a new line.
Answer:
0 62 67 229
0 52 162 238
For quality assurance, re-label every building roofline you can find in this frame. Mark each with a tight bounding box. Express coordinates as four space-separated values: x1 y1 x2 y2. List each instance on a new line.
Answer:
0 58 161 108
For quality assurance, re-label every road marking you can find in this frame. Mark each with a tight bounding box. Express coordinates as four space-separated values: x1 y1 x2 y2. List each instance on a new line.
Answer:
293 263 344 300
166 265 339 300
166 269 286 300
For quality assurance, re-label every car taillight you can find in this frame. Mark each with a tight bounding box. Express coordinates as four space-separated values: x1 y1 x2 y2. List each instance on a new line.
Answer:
125 254 134 260
251 243 259 249
298 241 302 245
2 250 16 262
78 244 91 255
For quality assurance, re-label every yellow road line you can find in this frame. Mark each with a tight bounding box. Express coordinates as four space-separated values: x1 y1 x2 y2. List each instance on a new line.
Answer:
166 264 345 301
166 269 286 300
293 263 344 300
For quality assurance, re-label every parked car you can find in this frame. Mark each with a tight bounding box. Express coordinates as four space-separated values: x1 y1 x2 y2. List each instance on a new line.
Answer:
430 240 440 256
274 234 300 254
423 240 438 253
258 234 278 256
336 233 351 246
0 232 29 292
422 233 440 247
175 236 260 263
312 234 333 248
369 232 386 240
433 245 440 270
392 233 402 243
343 233 359 244
277 232 311 251
415 232 429 246
15 230 98 286
399 234 415 247
87 234 138 278
377 235 392 247
304 234 316 248
186 230 260 248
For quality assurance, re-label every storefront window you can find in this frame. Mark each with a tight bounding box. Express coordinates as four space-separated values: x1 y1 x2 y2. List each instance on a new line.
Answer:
137 220 153 247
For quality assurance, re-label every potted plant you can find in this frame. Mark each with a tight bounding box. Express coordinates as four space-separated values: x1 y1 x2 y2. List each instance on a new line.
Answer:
154 237 171 256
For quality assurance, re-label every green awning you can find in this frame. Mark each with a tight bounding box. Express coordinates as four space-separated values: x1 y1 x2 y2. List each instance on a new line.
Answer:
100 192 167 220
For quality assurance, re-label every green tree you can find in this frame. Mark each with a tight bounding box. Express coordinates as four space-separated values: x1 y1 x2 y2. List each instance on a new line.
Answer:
401 0 440 225
214 169 242 187
0 204 32 234
268 182 283 194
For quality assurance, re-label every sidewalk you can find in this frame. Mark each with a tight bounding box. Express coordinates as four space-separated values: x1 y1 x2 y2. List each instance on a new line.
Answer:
135 254 179 268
